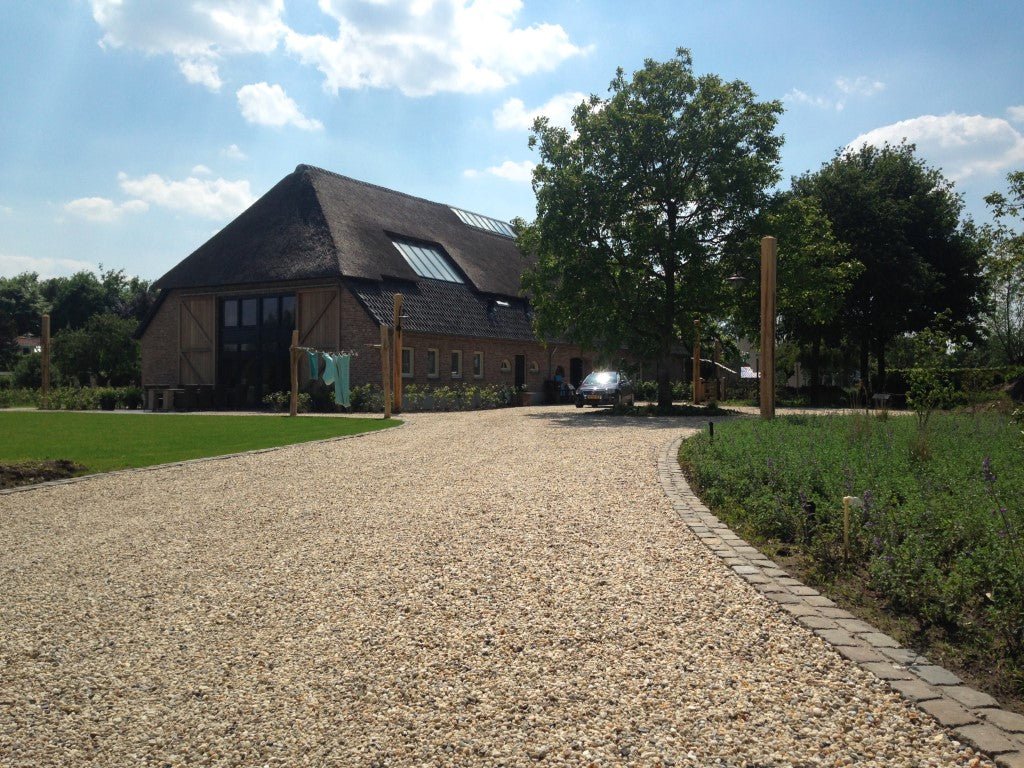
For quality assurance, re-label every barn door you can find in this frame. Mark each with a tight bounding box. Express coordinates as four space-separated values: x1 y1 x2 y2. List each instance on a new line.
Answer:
298 289 339 349
179 295 215 385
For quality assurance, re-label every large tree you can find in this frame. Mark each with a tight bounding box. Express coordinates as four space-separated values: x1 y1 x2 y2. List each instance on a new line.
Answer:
981 170 1024 365
519 49 783 406
792 143 986 389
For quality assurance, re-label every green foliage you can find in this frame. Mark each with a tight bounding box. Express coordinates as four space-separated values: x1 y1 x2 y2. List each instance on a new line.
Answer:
37 386 143 411
51 313 140 386
981 169 1024 365
680 412 1024 678
350 383 519 413
520 48 783 407
0 411 399 474
792 143 987 386
906 326 959 432
262 390 312 413
12 351 53 388
0 387 38 408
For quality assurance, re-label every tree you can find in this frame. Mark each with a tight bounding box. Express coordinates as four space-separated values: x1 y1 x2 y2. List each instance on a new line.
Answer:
727 193 861 396
51 313 140 386
519 49 783 407
0 272 47 371
792 143 986 389
981 170 1024 365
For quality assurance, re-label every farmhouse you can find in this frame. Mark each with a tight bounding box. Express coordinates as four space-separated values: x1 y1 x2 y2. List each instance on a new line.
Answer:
139 165 592 408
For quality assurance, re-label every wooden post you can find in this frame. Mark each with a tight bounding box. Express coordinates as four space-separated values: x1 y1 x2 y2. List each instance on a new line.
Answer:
760 236 777 420
380 324 392 419
289 329 299 417
712 338 722 405
392 293 403 414
692 319 701 405
41 313 51 395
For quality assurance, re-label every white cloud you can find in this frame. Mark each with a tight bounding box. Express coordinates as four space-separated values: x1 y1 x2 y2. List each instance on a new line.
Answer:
493 91 587 131
178 58 223 91
90 0 286 91
0 205 12 215
785 76 885 112
835 76 885 97
284 0 589 96
117 172 256 220
90 1 586 97
221 143 247 160
1008 106 1024 124
784 88 836 111
236 82 323 130
64 196 148 222
0 253 98 280
464 159 535 183
847 112 1024 181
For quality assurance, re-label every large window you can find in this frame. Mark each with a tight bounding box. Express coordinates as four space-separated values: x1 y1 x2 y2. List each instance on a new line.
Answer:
402 347 414 378
391 238 464 283
472 351 483 378
218 293 296 408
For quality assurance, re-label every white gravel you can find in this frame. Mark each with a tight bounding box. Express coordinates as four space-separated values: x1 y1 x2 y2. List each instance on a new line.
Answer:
0 407 990 767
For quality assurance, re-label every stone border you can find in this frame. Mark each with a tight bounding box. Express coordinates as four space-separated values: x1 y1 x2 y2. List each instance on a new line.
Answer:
658 434 1024 768
0 418 404 496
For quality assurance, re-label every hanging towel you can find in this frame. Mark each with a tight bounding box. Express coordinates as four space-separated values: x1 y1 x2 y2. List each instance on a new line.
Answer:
306 349 320 382
321 353 337 386
334 354 351 407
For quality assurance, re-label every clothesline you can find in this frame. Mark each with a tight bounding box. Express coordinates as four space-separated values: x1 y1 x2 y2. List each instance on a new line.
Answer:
292 345 359 357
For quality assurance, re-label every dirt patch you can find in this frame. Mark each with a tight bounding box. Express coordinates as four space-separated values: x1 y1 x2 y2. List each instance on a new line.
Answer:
0 459 87 490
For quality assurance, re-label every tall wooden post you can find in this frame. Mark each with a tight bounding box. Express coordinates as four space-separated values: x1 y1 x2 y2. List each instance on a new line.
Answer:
692 319 701 405
41 313 51 395
380 324 392 419
760 236 777 420
712 338 722 404
289 329 299 417
392 293 403 414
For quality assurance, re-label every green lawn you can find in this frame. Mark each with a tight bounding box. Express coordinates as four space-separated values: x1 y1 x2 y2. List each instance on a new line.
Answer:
0 411 399 475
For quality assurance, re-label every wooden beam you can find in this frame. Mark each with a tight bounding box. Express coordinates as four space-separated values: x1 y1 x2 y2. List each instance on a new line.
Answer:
289 329 299 417
380 324 392 420
760 236 777 420
392 293 403 414
41 313 50 395
692 319 701 405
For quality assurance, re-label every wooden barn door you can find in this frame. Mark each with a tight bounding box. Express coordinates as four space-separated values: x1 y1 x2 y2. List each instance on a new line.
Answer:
298 288 339 349
179 295 215 385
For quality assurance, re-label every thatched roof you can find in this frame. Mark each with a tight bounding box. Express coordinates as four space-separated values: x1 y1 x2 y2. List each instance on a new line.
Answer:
152 165 531 298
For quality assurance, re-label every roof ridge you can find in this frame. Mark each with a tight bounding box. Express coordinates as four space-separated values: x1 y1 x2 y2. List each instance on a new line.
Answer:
295 164 515 227
297 164 459 214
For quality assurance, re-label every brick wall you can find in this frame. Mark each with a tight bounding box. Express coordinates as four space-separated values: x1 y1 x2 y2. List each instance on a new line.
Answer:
140 289 180 387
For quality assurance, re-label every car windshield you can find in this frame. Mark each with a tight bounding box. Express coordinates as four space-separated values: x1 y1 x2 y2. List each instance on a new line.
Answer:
581 371 618 387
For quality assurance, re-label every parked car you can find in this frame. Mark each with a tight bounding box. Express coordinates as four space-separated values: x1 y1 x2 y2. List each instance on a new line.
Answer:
575 371 635 408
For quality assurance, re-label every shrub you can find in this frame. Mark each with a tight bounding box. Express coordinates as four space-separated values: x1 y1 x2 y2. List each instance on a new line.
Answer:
261 390 312 413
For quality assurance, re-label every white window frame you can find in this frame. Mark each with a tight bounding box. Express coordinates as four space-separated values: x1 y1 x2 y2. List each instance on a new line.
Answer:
402 347 414 378
472 351 484 379
450 350 463 379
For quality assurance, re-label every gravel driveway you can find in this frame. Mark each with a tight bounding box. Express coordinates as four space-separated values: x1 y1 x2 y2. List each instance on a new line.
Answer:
0 407 988 767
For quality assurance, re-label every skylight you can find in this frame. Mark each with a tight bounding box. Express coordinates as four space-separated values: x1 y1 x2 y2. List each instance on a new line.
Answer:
450 207 516 238
392 239 464 283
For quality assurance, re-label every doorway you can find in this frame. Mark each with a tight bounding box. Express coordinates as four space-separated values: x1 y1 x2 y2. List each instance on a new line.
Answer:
514 355 526 389
569 357 584 389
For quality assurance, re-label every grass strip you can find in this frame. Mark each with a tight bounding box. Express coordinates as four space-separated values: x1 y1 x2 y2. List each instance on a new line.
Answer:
0 411 399 477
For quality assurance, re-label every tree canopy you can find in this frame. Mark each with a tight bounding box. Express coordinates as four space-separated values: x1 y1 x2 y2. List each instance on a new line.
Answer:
519 49 783 406
791 143 986 387
982 169 1024 364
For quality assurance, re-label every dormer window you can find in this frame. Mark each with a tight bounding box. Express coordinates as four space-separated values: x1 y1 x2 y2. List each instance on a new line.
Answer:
391 238 464 283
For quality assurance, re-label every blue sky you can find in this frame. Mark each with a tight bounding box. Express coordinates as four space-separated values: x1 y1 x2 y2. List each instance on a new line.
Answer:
2 0 1022 282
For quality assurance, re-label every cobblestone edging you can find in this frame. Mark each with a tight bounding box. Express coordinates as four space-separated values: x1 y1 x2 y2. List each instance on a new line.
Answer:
0 418 404 497
659 433 1024 768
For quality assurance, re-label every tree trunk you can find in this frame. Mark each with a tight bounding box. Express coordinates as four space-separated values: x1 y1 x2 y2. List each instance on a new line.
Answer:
859 334 870 397
810 337 822 405
875 338 887 392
